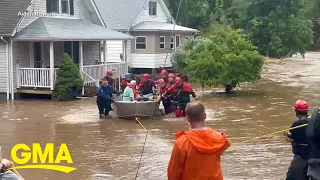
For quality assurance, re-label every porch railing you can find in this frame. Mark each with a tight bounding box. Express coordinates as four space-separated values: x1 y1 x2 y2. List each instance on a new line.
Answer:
17 68 58 88
82 62 126 83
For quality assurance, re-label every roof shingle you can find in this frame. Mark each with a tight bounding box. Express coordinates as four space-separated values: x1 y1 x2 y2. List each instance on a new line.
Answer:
13 17 134 41
0 0 31 35
92 0 149 31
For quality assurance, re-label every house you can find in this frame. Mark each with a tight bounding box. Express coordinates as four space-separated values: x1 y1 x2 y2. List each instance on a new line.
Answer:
91 0 199 72
0 0 134 100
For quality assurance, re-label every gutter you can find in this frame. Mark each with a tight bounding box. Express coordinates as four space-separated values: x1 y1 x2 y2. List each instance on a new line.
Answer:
0 36 9 100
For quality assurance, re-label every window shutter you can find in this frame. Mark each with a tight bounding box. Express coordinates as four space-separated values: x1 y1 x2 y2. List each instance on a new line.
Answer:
70 0 74 15
46 0 52 13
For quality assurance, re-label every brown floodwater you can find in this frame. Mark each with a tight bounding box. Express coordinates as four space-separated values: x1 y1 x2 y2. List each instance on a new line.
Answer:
1 52 320 180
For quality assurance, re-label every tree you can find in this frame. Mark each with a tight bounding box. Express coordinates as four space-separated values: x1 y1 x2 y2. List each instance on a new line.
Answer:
301 0 320 50
53 54 83 101
172 25 264 93
241 0 313 57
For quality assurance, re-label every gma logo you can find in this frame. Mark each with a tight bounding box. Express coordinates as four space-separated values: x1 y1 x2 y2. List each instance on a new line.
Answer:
10 143 76 173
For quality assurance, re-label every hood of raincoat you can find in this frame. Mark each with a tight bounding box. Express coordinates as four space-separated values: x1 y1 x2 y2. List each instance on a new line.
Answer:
176 128 229 154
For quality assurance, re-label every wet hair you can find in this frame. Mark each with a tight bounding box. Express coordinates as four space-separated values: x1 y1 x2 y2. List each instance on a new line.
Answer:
185 101 205 122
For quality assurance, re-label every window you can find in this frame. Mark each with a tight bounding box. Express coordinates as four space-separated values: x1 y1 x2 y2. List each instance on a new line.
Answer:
149 2 157 16
61 0 70 14
175 35 180 48
48 0 59 13
64 41 79 64
47 0 74 15
135 37 147 50
170 36 174 49
160 36 165 49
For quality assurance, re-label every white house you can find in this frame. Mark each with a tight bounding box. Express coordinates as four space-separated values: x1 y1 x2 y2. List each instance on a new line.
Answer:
91 0 199 72
0 0 134 100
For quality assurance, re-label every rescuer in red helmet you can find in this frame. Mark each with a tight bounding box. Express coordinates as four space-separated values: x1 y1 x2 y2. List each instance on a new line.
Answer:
163 77 198 117
139 74 156 95
101 70 114 87
284 99 310 180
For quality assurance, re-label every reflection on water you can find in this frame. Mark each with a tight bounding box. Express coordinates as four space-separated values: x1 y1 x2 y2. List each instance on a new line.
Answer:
1 52 320 179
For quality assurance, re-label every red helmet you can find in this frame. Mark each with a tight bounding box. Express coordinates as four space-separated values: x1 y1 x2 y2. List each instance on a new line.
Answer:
158 79 165 84
143 74 150 79
293 100 309 111
175 77 182 83
161 69 167 75
168 73 175 78
106 70 113 76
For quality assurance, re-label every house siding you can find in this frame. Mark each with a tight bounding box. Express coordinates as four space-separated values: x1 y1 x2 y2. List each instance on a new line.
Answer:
131 32 155 54
12 42 30 90
131 53 155 68
83 41 100 66
155 32 193 53
106 40 123 63
132 0 168 26
74 0 94 22
18 0 94 32
0 42 7 93
126 40 132 66
154 53 172 68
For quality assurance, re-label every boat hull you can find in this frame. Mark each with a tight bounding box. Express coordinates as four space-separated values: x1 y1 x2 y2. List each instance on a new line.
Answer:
112 100 161 119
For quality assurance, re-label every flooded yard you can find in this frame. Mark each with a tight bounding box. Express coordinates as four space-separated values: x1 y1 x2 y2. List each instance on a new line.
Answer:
1 52 320 180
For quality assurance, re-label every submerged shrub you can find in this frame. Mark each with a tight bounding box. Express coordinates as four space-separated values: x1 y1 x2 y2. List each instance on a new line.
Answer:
53 54 83 101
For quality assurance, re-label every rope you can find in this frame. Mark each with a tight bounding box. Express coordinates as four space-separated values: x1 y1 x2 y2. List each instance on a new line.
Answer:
232 123 307 145
163 0 184 68
134 117 148 180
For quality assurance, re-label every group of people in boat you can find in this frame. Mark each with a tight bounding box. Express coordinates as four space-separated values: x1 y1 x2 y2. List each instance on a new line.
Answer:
96 69 198 118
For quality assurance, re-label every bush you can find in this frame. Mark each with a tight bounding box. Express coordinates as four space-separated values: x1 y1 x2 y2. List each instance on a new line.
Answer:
53 54 83 101
172 25 264 92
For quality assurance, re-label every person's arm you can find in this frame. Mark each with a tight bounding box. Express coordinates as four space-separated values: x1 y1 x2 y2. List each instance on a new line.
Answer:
218 133 231 155
284 122 296 143
167 142 185 180
98 88 109 100
129 89 135 101
191 89 198 100
1 159 25 180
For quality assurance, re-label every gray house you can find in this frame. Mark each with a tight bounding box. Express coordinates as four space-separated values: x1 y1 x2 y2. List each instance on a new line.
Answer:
92 0 199 71
0 0 133 100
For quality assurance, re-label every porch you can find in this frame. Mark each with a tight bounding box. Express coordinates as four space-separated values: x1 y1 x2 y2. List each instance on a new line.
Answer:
10 17 133 97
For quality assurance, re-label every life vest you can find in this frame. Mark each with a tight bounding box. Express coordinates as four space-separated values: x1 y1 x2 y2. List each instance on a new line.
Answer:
127 84 138 99
306 107 320 179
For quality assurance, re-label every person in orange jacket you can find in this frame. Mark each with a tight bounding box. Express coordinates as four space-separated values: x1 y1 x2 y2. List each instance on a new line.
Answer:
167 101 231 180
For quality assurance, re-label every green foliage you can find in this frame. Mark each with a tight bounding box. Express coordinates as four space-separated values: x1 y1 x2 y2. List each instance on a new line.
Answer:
172 25 264 87
165 0 316 57
301 0 320 50
53 54 83 101
241 0 313 57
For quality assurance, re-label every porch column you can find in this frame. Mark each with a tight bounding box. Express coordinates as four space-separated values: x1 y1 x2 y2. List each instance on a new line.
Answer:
79 41 84 95
103 41 107 64
49 42 54 90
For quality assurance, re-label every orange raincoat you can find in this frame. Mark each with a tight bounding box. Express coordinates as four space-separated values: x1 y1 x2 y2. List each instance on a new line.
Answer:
167 128 231 180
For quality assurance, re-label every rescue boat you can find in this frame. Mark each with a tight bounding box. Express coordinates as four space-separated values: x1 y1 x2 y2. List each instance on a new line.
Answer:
112 94 161 119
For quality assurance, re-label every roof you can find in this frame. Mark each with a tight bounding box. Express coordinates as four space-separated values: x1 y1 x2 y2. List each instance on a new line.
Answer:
92 0 149 30
13 17 134 41
0 0 31 36
130 21 199 33
92 0 174 31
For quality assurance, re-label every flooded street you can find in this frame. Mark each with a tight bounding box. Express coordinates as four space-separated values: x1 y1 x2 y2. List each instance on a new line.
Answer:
1 52 320 180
